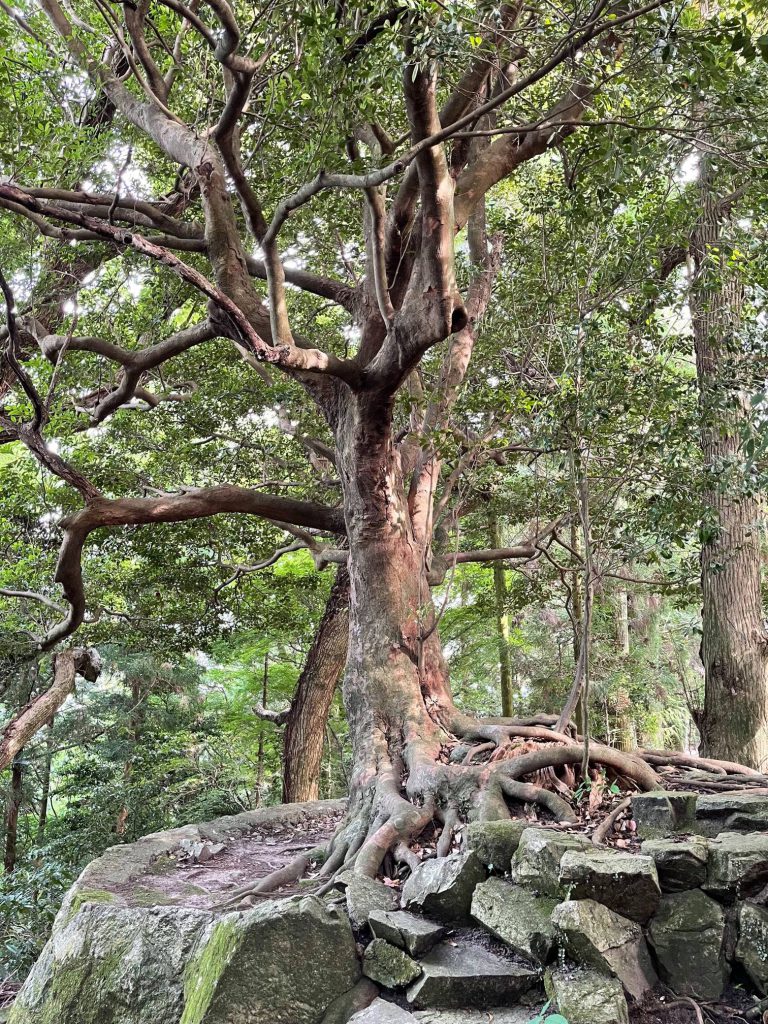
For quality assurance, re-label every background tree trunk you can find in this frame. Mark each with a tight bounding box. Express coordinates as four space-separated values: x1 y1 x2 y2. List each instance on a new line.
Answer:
692 159 768 769
4 754 23 873
490 513 516 716
36 719 55 839
282 567 350 802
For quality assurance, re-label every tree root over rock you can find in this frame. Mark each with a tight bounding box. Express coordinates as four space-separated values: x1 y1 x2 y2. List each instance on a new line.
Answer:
217 714 768 909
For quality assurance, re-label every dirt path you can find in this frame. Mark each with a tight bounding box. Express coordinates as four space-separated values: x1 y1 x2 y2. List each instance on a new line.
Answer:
110 806 345 912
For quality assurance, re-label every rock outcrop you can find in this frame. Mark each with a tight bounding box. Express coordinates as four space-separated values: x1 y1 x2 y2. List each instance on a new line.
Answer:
401 851 485 922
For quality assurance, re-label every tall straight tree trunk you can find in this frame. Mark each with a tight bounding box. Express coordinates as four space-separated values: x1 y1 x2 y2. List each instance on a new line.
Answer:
489 514 516 716
4 754 23 873
283 567 349 803
692 159 768 769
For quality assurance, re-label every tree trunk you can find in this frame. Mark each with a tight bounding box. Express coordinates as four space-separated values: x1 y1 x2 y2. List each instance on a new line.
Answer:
37 719 55 839
4 754 23 873
692 161 768 770
283 567 349 803
256 652 268 804
489 513 516 716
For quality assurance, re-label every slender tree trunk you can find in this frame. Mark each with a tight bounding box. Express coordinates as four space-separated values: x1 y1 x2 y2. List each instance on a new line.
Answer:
489 513 516 716
115 675 143 836
615 590 630 657
37 719 55 839
283 567 349 803
4 754 23 873
614 589 635 751
692 160 768 769
256 652 268 804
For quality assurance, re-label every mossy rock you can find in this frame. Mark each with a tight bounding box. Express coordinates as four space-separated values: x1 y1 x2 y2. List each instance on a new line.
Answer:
9 903 211 1024
181 896 360 1024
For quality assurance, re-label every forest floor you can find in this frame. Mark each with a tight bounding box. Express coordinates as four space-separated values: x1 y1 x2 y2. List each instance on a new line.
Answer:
631 990 758 1024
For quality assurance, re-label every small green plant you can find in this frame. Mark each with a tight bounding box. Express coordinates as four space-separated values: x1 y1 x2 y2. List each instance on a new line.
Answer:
527 1000 569 1024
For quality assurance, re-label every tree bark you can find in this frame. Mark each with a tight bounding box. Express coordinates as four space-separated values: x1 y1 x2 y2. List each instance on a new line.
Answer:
37 719 55 839
4 755 24 873
0 649 96 773
490 513 516 716
692 160 768 769
283 567 349 803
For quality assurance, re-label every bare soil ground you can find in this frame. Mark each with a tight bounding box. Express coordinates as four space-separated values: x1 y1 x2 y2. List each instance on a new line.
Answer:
109 806 345 911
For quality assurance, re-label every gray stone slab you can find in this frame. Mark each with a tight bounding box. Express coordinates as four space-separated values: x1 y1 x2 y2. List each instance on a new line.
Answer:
369 910 445 957
631 792 697 840
640 837 709 892
647 890 726 1001
406 941 539 1009
511 827 593 896
552 899 658 1001
558 849 660 923
471 877 557 963
705 831 768 900
401 852 486 922
695 793 768 836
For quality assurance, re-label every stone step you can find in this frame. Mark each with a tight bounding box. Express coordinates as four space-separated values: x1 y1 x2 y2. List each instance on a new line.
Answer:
406 940 540 1010
349 1001 542 1023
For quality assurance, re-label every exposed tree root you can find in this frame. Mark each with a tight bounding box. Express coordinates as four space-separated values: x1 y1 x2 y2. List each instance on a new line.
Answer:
640 749 763 777
219 713 765 907
592 796 631 845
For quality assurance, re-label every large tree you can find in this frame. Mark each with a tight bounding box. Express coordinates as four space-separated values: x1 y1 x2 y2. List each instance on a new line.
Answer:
2 0 763 886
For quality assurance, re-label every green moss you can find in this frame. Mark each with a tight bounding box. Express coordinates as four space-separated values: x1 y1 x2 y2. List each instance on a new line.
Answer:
131 887 179 907
9 948 125 1024
180 916 242 1024
63 888 118 925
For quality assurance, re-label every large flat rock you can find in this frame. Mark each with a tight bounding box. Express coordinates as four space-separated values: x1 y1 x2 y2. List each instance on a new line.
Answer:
640 838 709 892
181 896 360 1023
9 903 210 1024
406 941 539 1009
401 852 485 922
695 793 768 836
631 793 697 840
558 849 660 923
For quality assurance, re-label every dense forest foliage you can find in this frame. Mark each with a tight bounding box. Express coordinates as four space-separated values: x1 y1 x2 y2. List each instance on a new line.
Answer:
0 0 767 986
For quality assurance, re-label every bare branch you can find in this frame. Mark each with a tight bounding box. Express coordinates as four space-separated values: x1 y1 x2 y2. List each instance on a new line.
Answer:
0 589 66 613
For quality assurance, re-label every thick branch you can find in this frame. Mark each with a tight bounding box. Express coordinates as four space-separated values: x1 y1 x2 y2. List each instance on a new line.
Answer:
42 486 345 651
0 649 100 773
